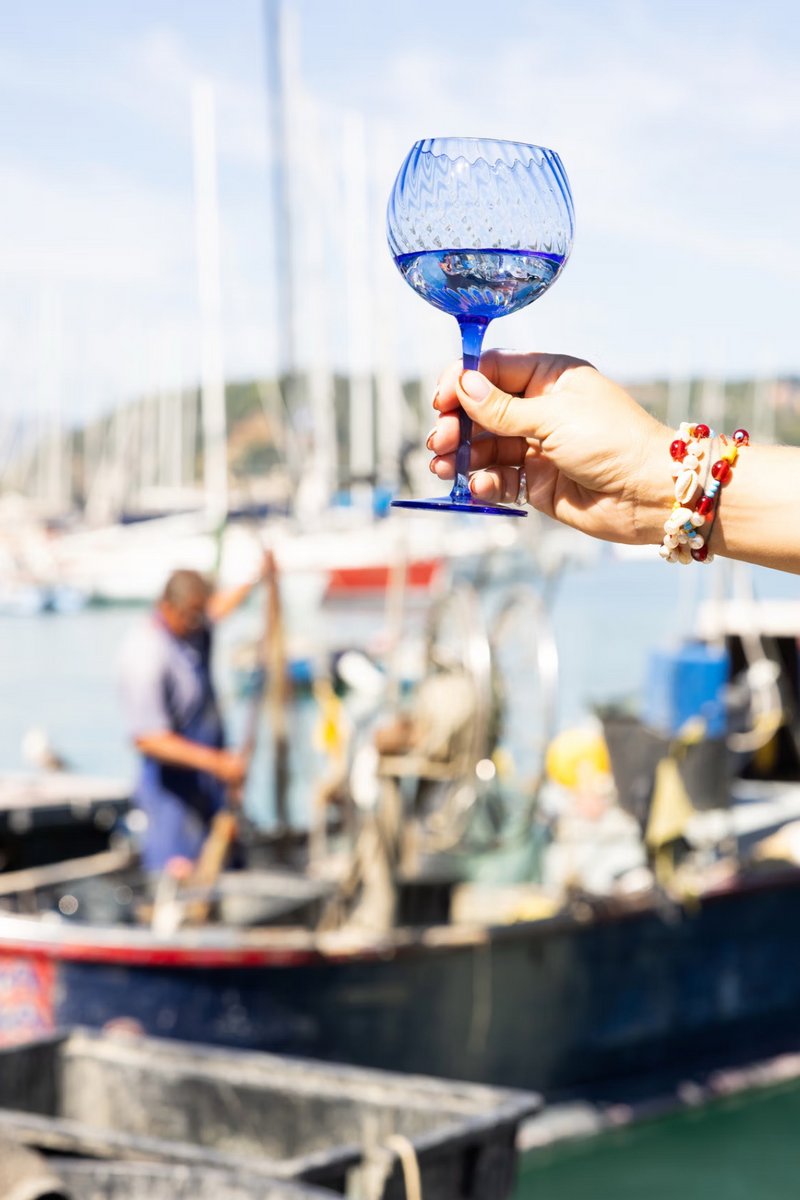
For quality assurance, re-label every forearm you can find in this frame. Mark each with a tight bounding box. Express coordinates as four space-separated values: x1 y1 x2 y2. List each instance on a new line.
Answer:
636 436 800 574
135 731 225 775
206 582 253 623
711 444 800 573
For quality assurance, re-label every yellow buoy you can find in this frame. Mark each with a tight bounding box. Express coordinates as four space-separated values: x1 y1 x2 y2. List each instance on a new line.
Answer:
545 727 611 790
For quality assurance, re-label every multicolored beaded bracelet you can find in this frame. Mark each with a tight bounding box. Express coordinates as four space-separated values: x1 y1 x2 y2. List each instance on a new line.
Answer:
658 424 749 565
658 422 711 564
692 428 750 560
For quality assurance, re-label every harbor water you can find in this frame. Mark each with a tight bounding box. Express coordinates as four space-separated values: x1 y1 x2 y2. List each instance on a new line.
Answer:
513 1075 800 1199
0 550 797 800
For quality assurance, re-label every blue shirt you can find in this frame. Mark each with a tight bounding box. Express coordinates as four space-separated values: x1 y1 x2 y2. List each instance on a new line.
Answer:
117 614 225 870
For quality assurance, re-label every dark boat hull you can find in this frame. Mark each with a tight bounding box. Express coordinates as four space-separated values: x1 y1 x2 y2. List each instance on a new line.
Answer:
4 873 800 1098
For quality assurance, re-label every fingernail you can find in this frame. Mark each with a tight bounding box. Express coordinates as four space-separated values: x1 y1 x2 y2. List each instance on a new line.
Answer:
432 388 439 405
429 456 440 473
460 370 491 400
426 426 437 450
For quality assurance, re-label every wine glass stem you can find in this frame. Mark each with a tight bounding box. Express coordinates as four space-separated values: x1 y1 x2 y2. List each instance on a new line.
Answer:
452 317 489 502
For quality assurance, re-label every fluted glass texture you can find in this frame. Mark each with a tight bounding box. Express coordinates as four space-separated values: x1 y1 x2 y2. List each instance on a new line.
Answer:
387 138 574 264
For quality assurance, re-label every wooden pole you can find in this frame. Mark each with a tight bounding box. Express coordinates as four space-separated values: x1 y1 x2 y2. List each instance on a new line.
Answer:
265 550 291 834
0 848 132 898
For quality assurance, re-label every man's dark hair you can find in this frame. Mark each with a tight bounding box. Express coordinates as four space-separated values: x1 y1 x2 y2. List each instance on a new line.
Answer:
161 569 212 609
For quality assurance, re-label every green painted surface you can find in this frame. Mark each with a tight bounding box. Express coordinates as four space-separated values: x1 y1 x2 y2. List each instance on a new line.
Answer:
513 1080 800 1199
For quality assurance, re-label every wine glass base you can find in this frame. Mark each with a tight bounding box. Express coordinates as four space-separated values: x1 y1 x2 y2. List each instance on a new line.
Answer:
391 497 527 517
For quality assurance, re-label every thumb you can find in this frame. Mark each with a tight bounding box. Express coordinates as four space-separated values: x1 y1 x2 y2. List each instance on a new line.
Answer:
457 370 549 439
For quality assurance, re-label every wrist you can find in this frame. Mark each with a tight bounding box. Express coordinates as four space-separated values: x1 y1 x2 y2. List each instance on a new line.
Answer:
200 746 226 777
632 426 676 545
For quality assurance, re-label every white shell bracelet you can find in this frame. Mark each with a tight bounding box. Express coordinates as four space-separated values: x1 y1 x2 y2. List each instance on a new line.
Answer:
658 423 713 565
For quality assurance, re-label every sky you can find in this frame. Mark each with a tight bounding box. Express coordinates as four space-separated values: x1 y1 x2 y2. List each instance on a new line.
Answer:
0 0 799 425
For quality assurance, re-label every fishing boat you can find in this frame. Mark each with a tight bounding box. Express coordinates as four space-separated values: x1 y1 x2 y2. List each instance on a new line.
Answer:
3 846 800 1101
3 575 800 1104
3 551 800 1106
0 771 129 872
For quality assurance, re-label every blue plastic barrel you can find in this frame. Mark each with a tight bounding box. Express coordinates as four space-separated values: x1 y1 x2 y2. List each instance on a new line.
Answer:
644 643 729 737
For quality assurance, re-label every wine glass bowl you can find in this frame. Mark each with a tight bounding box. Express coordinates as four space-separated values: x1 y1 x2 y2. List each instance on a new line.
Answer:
387 137 574 515
395 248 566 322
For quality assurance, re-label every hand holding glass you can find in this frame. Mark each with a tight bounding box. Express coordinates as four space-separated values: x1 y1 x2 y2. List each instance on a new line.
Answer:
387 138 574 516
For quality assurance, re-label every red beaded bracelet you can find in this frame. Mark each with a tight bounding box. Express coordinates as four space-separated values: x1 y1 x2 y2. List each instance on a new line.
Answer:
691 428 749 561
659 425 749 564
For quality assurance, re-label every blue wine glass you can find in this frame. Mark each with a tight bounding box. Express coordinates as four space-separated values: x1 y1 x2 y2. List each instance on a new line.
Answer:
387 137 574 516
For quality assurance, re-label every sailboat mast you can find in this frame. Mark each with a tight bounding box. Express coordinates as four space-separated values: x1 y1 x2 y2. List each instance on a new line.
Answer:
265 0 295 379
36 285 64 513
192 81 228 523
343 112 374 506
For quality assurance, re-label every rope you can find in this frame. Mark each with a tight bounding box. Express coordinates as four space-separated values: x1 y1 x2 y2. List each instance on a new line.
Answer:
384 1134 422 1200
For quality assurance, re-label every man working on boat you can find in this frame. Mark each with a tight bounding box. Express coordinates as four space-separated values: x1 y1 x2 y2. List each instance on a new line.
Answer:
117 564 266 873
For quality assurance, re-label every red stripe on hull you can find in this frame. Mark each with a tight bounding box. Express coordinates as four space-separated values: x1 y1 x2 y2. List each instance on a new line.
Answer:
326 559 441 594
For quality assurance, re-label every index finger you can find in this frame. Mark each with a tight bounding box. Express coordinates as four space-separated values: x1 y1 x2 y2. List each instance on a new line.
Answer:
434 348 592 414
433 349 546 414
